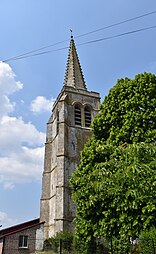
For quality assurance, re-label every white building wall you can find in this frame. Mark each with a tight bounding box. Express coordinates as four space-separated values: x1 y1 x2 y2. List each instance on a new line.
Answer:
35 224 44 251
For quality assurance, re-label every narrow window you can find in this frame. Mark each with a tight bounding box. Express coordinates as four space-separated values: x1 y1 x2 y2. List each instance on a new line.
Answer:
85 106 91 127
75 104 81 126
19 235 28 248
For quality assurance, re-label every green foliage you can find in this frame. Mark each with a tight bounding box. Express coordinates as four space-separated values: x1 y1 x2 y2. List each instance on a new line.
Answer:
71 142 156 240
44 237 58 252
74 235 111 254
93 72 156 145
43 231 73 253
71 73 156 247
140 227 156 254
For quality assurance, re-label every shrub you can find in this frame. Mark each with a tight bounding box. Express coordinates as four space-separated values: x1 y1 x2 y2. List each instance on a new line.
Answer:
43 231 73 253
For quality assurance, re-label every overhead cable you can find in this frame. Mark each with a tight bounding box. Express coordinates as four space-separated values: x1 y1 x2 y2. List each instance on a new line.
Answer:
2 9 156 62
77 25 156 46
3 24 156 62
75 9 156 39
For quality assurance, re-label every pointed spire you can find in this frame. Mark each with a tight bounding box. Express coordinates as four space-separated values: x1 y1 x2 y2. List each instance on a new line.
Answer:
64 36 87 90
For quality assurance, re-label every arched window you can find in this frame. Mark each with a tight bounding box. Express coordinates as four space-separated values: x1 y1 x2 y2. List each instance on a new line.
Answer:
74 104 81 126
84 106 91 127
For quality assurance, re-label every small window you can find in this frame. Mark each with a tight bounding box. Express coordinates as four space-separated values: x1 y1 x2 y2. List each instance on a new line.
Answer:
75 104 81 126
85 106 91 127
19 235 28 248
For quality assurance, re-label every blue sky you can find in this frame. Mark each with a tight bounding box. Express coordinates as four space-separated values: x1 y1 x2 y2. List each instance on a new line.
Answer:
0 0 156 228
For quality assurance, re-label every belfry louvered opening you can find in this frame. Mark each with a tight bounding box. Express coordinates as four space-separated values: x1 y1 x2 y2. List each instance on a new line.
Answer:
85 106 91 127
75 104 81 126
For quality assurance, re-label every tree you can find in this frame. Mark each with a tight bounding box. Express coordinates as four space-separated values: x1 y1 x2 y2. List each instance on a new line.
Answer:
93 72 156 144
140 227 156 254
70 73 156 245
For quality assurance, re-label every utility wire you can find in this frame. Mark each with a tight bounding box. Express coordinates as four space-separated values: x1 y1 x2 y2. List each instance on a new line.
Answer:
2 9 156 63
77 24 156 46
75 9 156 39
3 24 156 62
2 39 69 63
4 45 70 61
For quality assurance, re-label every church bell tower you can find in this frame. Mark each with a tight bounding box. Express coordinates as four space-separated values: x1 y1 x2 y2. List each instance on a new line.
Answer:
40 36 100 239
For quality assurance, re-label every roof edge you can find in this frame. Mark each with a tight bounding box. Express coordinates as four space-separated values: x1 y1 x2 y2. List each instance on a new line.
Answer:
0 218 44 238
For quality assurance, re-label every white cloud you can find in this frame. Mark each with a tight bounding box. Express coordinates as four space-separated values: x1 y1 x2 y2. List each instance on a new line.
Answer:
0 116 45 153
0 62 23 95
0 62 45 189
0 211 18 229
0 211 7 222
30 95 55 113
0 95 15 116
0 62 23 118
0 146 44 189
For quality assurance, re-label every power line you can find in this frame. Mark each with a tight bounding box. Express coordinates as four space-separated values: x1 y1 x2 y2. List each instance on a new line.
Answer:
3 24 156 62
77 25 156 46
2 39 69 63
2 9 156 63
75 9 156 39
4 45 70 61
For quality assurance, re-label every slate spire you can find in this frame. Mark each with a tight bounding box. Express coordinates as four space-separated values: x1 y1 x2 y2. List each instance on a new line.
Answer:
64 36 87 90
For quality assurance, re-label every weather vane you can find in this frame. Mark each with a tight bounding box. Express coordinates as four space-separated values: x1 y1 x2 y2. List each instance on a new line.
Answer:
70 29 73 38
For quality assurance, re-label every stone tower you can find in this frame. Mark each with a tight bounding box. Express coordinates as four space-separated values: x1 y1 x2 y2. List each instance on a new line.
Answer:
40 36 100 239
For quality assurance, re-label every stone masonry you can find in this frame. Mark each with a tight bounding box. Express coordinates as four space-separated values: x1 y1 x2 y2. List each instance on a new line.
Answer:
0 219 44 254
40 36 100 239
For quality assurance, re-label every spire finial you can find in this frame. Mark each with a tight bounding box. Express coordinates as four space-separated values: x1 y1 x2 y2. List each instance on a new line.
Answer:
70 29 73 38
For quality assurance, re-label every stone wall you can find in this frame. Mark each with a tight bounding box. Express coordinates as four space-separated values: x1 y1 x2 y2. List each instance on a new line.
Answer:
40 85 100 239
2 224 44 254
